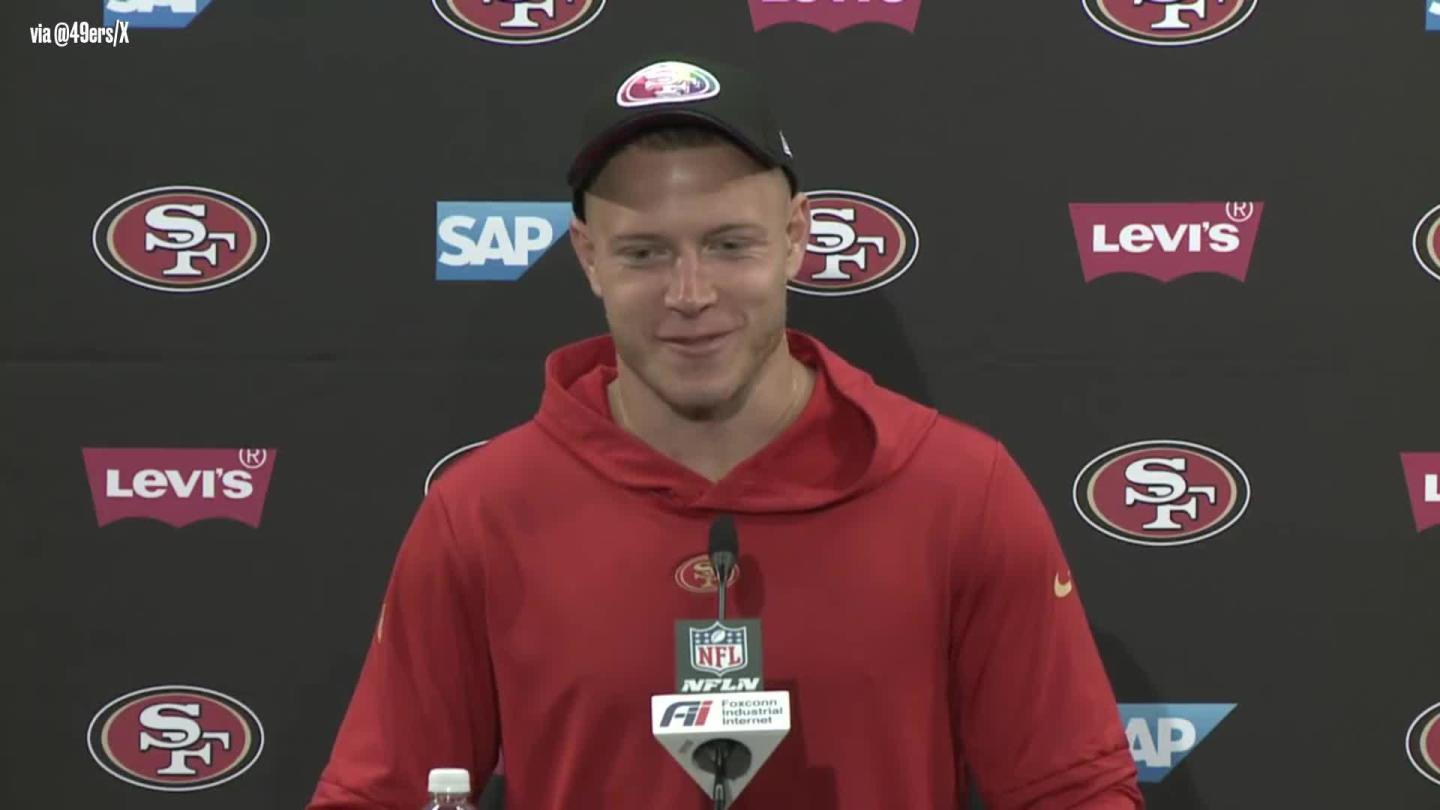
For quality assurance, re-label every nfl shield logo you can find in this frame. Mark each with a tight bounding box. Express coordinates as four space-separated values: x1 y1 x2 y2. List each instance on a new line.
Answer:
689 621 748 676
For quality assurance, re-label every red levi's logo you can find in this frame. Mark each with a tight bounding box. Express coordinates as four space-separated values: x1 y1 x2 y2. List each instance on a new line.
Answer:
82 448 277 528
93 186 269 293
749 0 922 33
1400 453 1440 533
1069 202 1264 283
432 0 605 44
1084 0 1256 46
87 685 264 792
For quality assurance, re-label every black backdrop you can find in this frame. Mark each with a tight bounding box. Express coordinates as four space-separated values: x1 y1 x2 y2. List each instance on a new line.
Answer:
4 1 1439 808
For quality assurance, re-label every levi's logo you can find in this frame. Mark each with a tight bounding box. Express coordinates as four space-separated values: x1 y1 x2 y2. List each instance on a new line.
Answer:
82 448 277 528
1400 453 1440 533
1069 202 1264 282
659 700 714 728
748 0 922 33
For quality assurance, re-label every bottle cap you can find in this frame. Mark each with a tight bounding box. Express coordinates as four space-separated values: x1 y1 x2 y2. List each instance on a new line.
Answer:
428 767 471 795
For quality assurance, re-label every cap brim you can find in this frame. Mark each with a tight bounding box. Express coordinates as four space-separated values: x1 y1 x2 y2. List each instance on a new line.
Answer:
565 109 781 192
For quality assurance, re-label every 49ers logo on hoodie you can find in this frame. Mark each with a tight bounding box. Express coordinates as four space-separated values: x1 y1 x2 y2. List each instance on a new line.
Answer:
432 0 605 44
93 186 269 293
1414 204 1440 282
1074 440 1250 546
1407 701 1440 786
791 190 920 297
88 685 264 792
1083 0 1257 46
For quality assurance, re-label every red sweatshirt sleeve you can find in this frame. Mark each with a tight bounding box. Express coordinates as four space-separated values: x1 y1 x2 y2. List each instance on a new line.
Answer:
951 442 1143 809
307 491 500 810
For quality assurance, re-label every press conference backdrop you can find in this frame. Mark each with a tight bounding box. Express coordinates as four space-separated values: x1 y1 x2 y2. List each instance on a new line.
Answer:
4 0 1439 808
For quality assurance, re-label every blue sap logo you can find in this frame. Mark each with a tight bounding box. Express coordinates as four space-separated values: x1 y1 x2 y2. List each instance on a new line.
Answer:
1428 1 1440 31
436 202 572 281
1119 703 1236 783
104 0 213 28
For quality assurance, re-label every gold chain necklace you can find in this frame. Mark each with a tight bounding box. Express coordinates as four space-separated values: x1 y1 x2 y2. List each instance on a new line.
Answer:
611 361 805 439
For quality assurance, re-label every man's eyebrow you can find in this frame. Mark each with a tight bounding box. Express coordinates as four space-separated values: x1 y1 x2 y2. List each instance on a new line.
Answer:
610 224 766 244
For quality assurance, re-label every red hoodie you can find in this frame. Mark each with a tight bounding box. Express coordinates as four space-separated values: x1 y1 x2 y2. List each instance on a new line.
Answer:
307 329 1142 809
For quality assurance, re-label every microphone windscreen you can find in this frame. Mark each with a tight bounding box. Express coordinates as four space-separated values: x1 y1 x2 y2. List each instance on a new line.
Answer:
708 514 738 558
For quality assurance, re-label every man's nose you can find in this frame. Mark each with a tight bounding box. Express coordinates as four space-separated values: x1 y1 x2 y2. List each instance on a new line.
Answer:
664 247 719 313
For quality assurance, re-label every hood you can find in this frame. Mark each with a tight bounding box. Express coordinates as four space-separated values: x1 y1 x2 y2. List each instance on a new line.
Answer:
533 328 937 514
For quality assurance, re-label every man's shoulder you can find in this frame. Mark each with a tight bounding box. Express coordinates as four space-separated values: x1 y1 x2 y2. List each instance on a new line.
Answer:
915 413 1005 473
424 419 559 502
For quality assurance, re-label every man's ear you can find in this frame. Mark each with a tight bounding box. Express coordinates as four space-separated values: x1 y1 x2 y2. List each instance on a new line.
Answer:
570 214 603 298
783 192 811 282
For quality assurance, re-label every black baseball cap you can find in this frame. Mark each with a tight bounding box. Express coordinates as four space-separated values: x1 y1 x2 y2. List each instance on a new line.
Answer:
566 55 798 218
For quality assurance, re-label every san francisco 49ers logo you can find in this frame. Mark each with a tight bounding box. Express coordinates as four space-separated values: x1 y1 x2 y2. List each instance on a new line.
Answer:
1407 701 1440 786
93 186 269 293
87 685 264 792
791 190 920 297
1083 0 1257 46
675 553 740 593
424 440 490 495
1074 440 1250 546
432 0 605 45
1414 204 1440 283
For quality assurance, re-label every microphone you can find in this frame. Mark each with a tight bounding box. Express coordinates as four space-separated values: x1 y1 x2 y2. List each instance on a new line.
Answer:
651 515 790 809
709 515 737 622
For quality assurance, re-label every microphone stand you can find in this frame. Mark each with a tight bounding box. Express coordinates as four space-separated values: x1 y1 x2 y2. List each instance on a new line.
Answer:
709 546 735 810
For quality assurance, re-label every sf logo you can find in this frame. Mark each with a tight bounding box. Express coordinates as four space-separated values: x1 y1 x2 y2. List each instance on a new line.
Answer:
1140 0 1226 31
481 0 573 29
1123 456 1217 531
143 203 238 278
806 206 886 282
137 702 232 775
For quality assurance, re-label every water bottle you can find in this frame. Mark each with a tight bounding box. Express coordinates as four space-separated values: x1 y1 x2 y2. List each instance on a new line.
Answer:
423 768 477 810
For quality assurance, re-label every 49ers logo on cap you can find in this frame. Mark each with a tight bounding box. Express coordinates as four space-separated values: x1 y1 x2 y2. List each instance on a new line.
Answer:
791 190 920 297
1414 204 1440 282
93 186 269 293
617 61 721 108
1408 701 1440 786
433 0 605 44
1083 0 1256 46
1074 440 1250 546
87 685 264 792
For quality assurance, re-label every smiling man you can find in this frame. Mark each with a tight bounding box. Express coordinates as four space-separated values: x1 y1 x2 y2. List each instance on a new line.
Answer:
307 55 1142 809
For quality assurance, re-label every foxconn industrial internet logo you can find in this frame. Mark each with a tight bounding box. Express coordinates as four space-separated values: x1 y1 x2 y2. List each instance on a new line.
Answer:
432 0 605 44
1084 0 1256 46
88 685 264 792
94 186 269 293
791 190 920 297
83 448 277 528
1074 440 1250 546
748 0 922 33
1069 202 1264 282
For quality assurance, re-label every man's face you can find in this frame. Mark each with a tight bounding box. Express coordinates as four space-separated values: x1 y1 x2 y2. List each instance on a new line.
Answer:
570 140 810 420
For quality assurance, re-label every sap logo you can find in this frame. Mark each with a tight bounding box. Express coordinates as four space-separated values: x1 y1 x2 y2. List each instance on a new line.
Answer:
659 700 714 728
436 202 571 281
1120 703 1235 782
1428 1 1440 31
104 0 213 28
680 678 762 693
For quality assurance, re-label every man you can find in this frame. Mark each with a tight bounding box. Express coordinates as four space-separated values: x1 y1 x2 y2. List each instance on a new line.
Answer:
308 55 1142 809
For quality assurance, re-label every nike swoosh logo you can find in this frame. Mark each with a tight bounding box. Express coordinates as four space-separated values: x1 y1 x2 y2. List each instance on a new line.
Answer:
1054 573 1074 598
